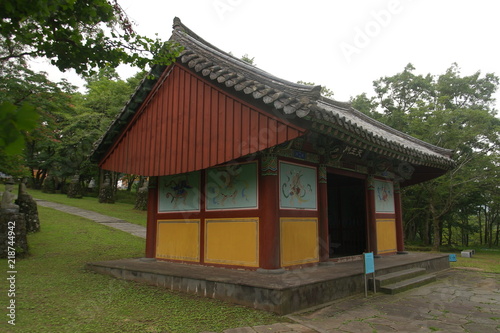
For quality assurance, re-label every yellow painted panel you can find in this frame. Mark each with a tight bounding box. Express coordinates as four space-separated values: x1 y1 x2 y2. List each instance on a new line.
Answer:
376 219 397 254
156 220 200 261
205 218 259 267
280 218 319 266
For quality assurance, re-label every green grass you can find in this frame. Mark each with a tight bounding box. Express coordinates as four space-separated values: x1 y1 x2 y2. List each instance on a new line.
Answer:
450 248 500 273
29 188 148 227
3 184 499 331
0 207 284 333
406 243 500 274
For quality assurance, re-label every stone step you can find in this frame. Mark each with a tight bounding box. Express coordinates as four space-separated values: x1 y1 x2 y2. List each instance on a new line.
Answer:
370 267 426 289
379 274 437 294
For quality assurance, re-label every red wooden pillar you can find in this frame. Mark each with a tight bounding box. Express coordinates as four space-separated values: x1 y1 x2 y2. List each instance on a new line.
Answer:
394 182 405 252
145 177 159 258
366 176 378 255
318 164 329 261
259 154 280 269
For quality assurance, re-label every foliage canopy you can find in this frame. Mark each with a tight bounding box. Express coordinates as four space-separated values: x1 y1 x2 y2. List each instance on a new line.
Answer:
0 0 181 155
0 0 180 75
352 63 500 249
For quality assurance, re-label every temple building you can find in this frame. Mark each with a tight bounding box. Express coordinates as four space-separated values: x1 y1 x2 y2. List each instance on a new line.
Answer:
91 18 454 272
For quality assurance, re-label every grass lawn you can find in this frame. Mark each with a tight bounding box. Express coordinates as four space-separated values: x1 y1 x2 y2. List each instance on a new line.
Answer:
0 206 284 333
2 185 499 332
29 188 148 227
450 248 500 273
406 244 500 274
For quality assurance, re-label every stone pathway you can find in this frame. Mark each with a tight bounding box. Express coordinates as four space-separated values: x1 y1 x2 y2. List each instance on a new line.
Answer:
203 323 316 333
33 199 500 332
288 269 500 333
34 199 146 238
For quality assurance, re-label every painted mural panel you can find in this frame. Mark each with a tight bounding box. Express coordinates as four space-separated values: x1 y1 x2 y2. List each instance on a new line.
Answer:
279 162 317 210
158 171 200 212
205 162 258 210
374 179 395 213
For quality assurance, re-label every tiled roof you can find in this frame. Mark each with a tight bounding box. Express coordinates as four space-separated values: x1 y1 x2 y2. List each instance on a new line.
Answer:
312 99 453 167
92 17 454 170
171 18 322 119
170 18 453 169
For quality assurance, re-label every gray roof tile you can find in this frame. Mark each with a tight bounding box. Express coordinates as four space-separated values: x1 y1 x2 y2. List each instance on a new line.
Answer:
91 17 454 171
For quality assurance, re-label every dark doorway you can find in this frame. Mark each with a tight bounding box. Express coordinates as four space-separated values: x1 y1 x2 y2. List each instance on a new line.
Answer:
327 173 367 257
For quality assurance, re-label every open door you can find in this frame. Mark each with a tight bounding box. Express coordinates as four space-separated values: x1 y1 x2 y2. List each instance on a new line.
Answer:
327 173 367 258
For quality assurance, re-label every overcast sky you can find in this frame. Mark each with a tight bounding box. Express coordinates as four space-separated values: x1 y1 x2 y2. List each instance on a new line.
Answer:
31 0 500 108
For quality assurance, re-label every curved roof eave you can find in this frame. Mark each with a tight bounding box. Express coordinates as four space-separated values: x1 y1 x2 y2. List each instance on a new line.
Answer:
91 17 455 172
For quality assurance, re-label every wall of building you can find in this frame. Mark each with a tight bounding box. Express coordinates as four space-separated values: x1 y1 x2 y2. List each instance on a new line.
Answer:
149 152 401 269
99 64 305 177
276 159 320 267
371 178 398 255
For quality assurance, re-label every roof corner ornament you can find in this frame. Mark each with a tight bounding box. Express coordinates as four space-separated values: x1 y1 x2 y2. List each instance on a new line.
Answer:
311 85 322 97
173 17 183 31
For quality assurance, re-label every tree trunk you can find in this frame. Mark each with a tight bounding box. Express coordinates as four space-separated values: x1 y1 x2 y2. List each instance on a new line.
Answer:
136 176 146 193
484 208 489 246
31 168 47 190
430 202 440 251
462 216 469 247
478 210 483 245
487 212 494 248
111 172 119 194
447 221 452 247
125 174 137 191
495 219 499 246
423 210 430 245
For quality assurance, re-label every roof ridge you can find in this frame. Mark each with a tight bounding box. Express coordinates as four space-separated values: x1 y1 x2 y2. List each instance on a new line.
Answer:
171 17 323 98
172 17 232 61
316 98 454 159
90 17 454 172
321 97 452 153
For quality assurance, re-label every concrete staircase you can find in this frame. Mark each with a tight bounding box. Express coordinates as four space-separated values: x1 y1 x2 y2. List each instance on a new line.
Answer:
370 267 437 294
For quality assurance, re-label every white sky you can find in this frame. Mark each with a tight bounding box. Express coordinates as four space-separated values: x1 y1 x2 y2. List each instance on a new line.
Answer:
31 0 500 108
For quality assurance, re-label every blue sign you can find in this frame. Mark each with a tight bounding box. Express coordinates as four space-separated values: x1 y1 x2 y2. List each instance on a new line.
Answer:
449 254 457 262
364 252 375 274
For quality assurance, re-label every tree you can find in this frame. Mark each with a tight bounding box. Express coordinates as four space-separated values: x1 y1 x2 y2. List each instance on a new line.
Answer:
0 58 75 186
0 0 181 154
372 63 434 133
241 54 256 66
350 93 379 119
0 0 180 75
0 102 38 155
353 63 500 250
58 68 139 188
0 43 39 155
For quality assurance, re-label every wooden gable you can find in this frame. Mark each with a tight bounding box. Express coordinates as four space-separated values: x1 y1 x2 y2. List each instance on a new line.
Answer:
99 64 306 176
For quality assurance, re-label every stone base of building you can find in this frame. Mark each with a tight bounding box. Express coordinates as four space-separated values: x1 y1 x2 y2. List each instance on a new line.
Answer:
86 252 450 315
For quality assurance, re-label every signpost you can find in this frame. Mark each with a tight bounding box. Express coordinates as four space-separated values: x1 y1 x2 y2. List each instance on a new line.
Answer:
363 252 376 297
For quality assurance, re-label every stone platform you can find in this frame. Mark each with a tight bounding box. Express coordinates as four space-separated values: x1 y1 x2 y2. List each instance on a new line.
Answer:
86 252 450 315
